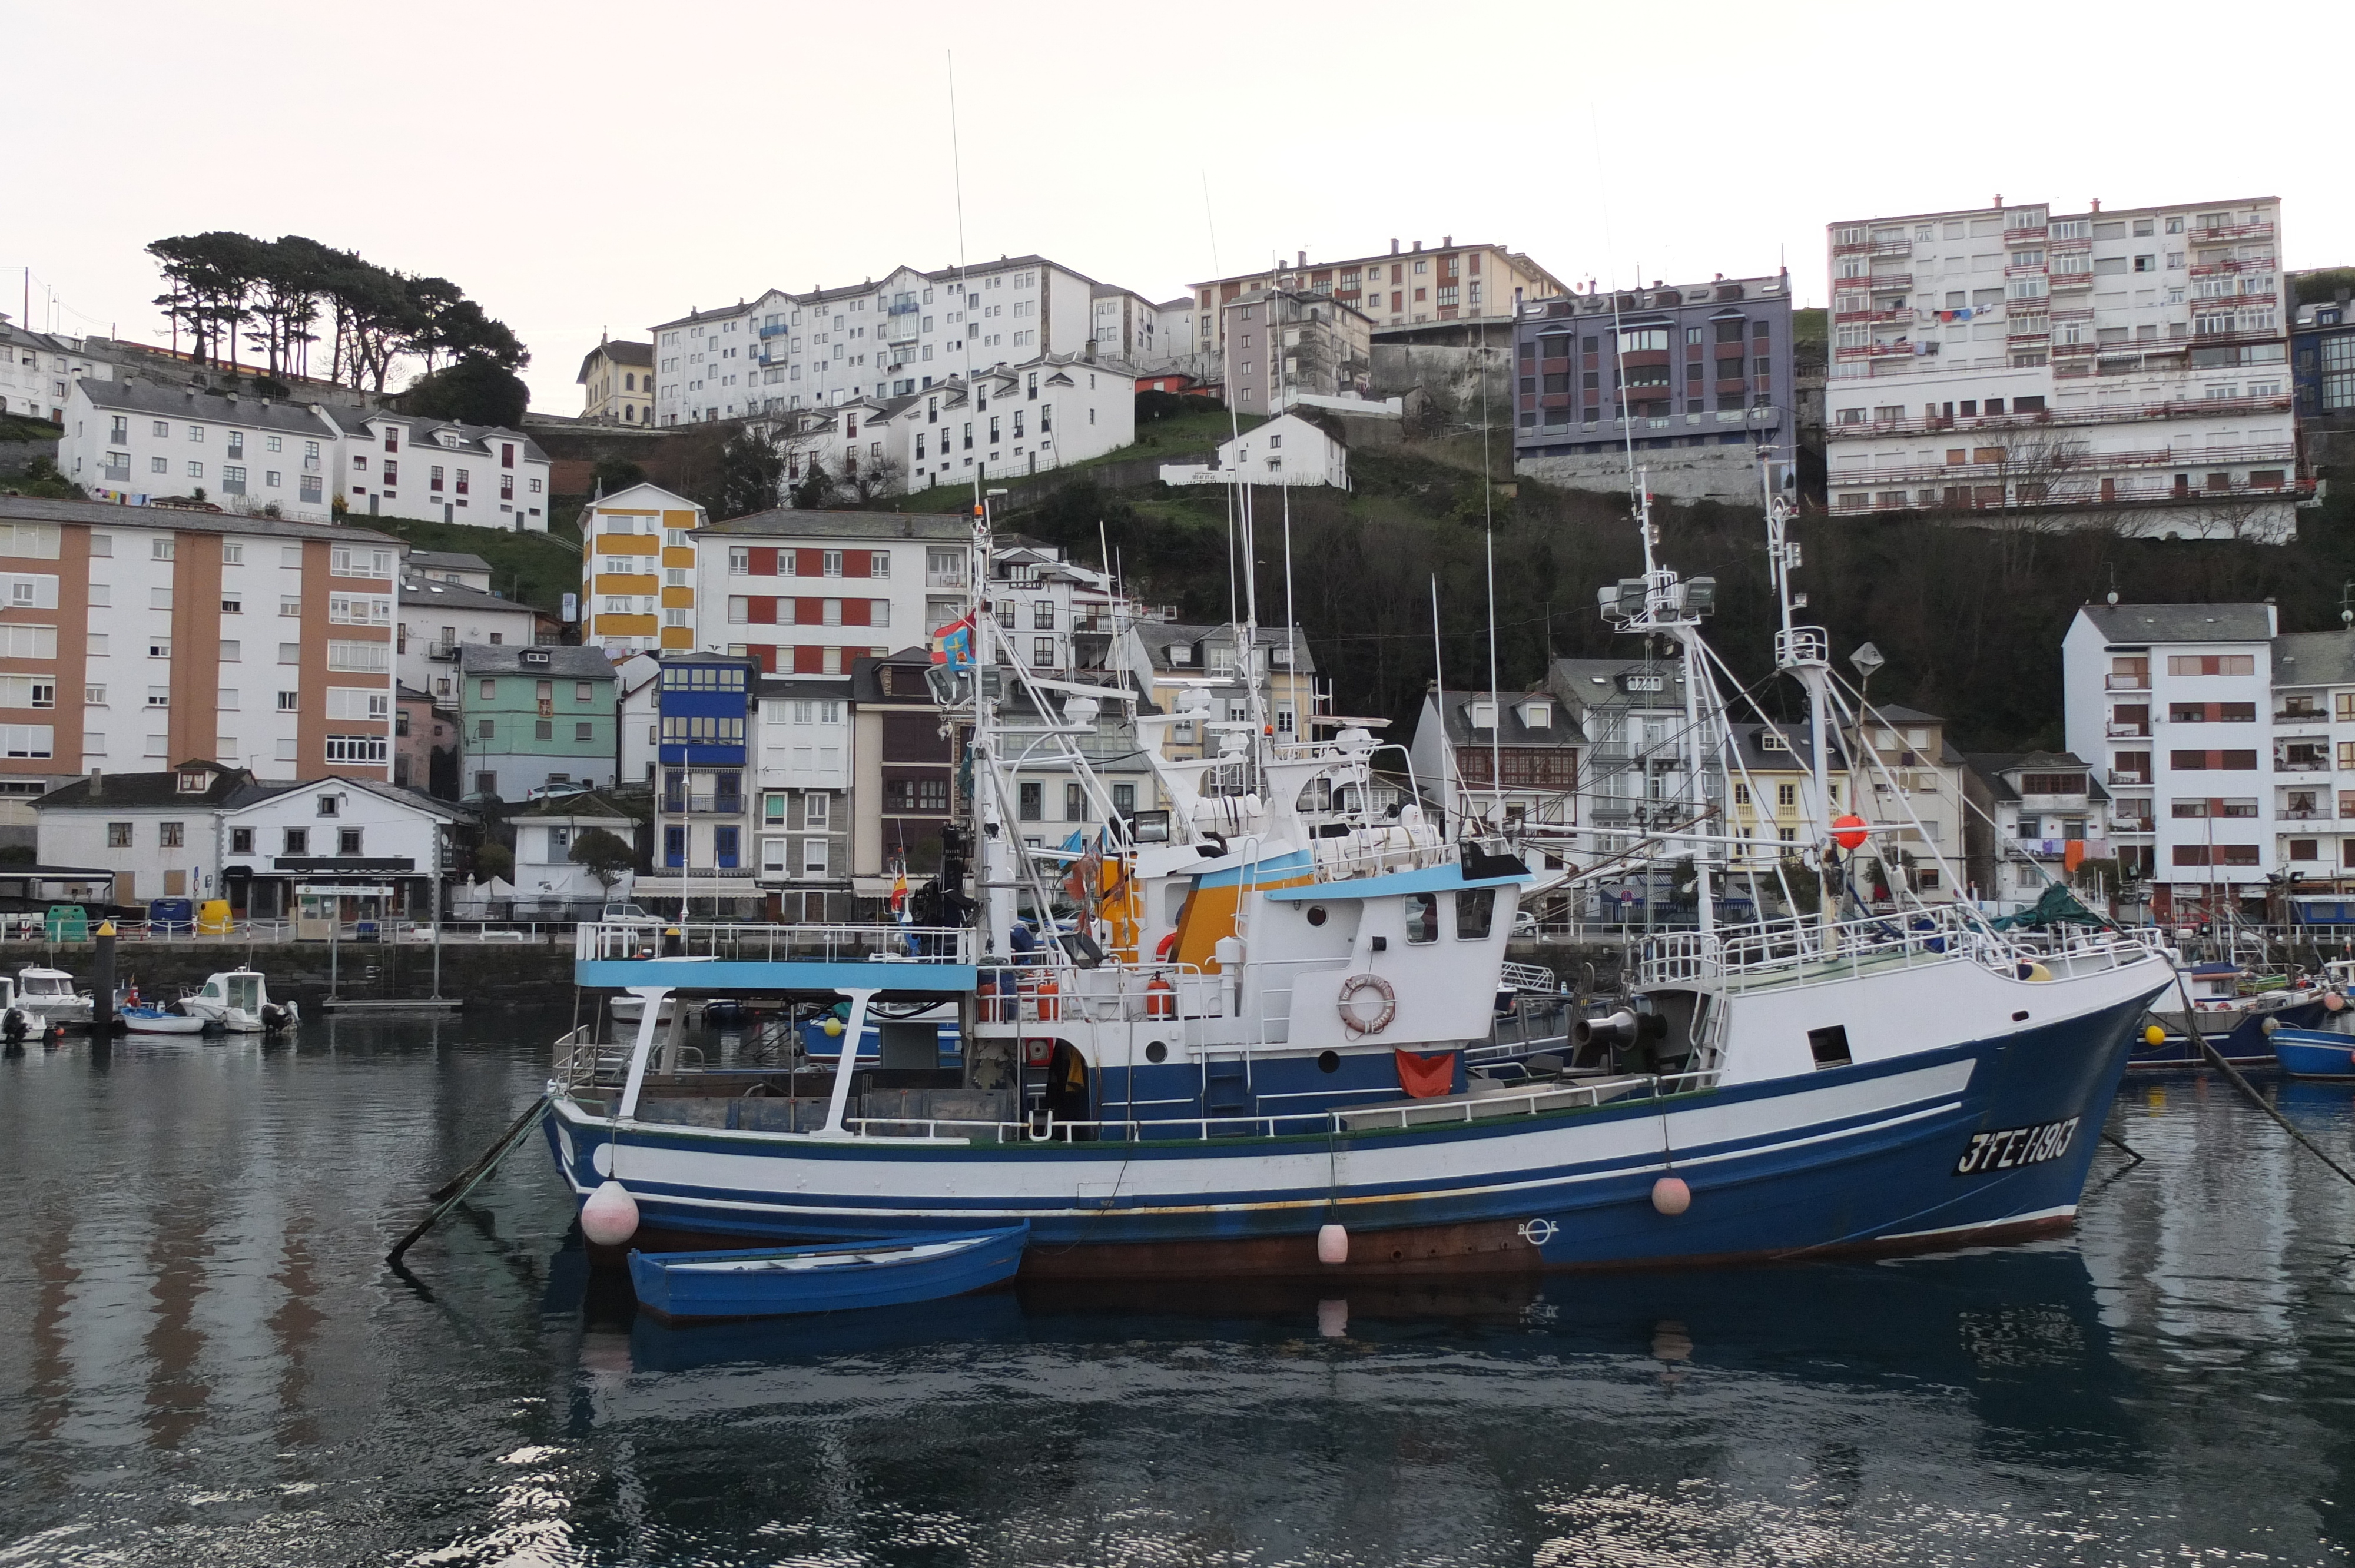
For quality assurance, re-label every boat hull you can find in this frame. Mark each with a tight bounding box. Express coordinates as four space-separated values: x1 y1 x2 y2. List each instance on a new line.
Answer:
626 1226 1028 1321
548 986 2157 1277
2270 1028 2355 1079
2134 995 2329 1068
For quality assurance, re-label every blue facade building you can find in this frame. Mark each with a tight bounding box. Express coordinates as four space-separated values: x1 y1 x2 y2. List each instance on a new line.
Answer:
652 654 759 911
1511 271 1795 504
2292 292 2355 421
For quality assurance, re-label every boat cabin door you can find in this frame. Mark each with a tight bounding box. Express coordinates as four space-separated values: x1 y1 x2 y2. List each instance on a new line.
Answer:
225 974 262 1013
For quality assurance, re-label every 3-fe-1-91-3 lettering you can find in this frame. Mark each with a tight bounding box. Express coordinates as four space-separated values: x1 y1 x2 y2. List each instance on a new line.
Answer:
1955 1117 2080 1176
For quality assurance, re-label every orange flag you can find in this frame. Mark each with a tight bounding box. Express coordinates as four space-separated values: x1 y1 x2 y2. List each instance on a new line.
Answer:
2064 841 2087 873
1395 1049 1457 1099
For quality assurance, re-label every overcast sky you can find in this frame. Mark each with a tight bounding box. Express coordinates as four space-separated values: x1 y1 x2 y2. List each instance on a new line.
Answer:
11 1 2348 414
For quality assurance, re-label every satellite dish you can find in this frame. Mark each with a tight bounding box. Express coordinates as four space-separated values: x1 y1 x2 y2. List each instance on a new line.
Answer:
1849 641 1886 679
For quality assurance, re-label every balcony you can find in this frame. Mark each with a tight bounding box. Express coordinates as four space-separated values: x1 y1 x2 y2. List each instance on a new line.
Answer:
2190 219 2274 243
2276 706 2329 725
426 642 459 662
2111 818 2156 835
2107 770 2148 786
2004 224 2049 244
2277 757 2330 773
2278 808 2331 822
2106 723 2149 739
2049 272 2095 291
1866 272 1913 292
2106 673 2150 691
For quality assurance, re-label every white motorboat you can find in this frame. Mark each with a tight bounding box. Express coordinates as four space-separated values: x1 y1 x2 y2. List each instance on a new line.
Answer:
608 994 678 1026
15 967 93 1028
183 969 298 1033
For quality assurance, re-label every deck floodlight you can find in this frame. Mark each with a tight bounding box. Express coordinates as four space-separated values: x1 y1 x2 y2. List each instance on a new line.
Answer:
1685 576 1717 614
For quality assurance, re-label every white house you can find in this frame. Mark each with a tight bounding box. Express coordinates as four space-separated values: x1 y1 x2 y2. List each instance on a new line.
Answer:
59 376 341 519
615 652 661 785
1160 412 1349 489
752 674 855 919
506 792 638 911
398 571 542 703
654 255 1125 427
218 774 465 920
1964 752 2113 910
1407 686 1583 835
771 354 1139 499
34 759 260 907
2 315 112 424
2063 602 2277 922
329 408 550 531
696 510 1093 677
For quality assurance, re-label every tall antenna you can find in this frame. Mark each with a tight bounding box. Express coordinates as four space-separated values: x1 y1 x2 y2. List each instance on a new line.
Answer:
1431 575 1453 827
1480 313 1501 829
948 51 979 515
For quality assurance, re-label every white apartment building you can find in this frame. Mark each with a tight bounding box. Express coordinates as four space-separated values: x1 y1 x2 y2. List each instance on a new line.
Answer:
696 510 1090 677
1090 285 1160 366
397 572 541 704
2063 602 2277 921
1159 412 1350 489
2 314 112 423
2260 631 2355 893
55 378 552 531
1964 752 2114 910
334 408 550 530
1826 195 2299 540
752 674 854 918
60 377 338 518
0 494 399 791
652 256 1126 427
771 356 1139 497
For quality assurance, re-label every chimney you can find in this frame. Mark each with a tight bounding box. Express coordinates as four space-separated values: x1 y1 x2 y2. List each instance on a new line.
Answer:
1412 239 1422 252
88 768 102 799
1993 194 2004 210
2090 198 2101 213
1442 235 1452 248
1297 250 1306 269
1391 239 1400 255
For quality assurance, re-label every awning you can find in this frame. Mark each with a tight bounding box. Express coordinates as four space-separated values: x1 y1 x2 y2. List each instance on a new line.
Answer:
294 883 396 899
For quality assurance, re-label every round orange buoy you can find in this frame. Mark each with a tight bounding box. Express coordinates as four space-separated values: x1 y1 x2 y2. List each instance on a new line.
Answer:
1316 1223 1349 1264
581 1179 640 1246
1651 1176 1691 1216
2329 992 2347 1013
1832 813 1869 851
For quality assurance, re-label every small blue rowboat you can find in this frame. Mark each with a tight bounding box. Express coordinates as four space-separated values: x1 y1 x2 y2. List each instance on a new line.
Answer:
626 1224 1029 1323
2271 1027 2355 1079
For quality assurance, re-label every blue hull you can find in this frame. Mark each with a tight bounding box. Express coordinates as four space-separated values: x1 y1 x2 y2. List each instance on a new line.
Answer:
2270 1029 2355 1079
550 990 2154 1277
2130 996 2328 1068
626 1225 1028 1321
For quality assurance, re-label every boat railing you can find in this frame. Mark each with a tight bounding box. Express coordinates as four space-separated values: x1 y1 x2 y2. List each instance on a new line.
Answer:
1499 960 1562 993
1306 828 1452 881
1638 902 2162 990
575 921 973 965
981 959 1226 1025
835 1068 1724 1143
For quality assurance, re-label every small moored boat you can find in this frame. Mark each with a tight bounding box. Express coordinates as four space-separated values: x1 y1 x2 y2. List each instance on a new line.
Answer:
15 966 93 1028
183 969 297 1033
120 1004 208 1035
2271 1026 2355 1079
626 1225 1030 1323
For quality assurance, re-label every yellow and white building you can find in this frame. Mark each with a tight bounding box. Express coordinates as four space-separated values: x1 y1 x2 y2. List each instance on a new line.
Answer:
579 482 706 655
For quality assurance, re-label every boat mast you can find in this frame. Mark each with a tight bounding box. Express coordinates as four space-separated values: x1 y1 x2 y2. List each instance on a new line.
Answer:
1760 451 1833 939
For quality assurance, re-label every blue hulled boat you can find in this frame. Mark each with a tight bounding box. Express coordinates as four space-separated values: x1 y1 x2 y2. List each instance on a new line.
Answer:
2271 1025 2355 1079
545 471 2171 1279
627 1225 1029 1321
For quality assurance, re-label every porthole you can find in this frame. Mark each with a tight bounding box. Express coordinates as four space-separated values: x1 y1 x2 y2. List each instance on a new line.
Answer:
1317 1049 1341 1074
1306 905 1328 926
1145 1040 1169 1064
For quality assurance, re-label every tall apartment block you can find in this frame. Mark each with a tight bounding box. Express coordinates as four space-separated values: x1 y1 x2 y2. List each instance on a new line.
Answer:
1825 197 2302 540
1187 239 1566 359
1510 273 1795 503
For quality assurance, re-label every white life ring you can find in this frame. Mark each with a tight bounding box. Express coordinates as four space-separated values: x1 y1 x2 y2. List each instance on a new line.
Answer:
1338 974 1396 1037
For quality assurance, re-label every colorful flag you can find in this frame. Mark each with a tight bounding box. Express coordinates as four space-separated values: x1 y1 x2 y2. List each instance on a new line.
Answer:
931 613 974 669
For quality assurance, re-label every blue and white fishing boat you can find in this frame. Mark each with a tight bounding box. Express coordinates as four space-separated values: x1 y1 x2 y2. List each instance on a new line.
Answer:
544 472 2174 1278
626 1225 1029 1322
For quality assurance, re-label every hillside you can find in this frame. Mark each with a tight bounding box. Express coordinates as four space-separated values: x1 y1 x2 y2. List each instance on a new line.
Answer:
996 443 2355 754
350 511 582 613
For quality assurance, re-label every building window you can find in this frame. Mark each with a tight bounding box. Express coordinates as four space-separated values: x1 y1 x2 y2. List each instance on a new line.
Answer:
107 822 132 848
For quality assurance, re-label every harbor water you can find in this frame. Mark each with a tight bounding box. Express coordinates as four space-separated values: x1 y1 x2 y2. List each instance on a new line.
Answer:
4 1006 2354 1566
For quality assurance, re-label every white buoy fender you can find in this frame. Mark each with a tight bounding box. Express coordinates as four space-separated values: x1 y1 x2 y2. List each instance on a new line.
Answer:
1651 1176 1692 1217
2327 991 2347 1013
581 1179 641 1246
1316 1222 1349 1265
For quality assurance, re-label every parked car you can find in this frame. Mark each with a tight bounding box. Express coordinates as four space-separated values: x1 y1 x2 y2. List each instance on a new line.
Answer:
526 781 591 802
600 902 666 929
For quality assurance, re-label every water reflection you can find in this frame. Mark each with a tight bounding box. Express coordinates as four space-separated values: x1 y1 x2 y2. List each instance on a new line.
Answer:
2 1015 2353 1565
